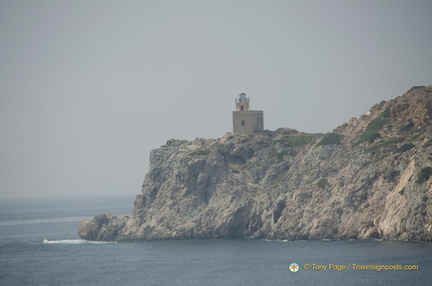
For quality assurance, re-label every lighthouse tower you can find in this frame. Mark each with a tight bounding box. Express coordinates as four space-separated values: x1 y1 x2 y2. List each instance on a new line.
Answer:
232 93 264 134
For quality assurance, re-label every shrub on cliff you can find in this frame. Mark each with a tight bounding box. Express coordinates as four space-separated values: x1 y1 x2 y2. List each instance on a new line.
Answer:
394 143 414 153
358 131 381 144
399 120 414 133
276 134 314 147
317 133 343 146
416 167 432 184
364 137 405 153
357 110 391 144
317 178 328 189
366 110 390 132
386 170 400 183
276 150 290 161
189 149 211 156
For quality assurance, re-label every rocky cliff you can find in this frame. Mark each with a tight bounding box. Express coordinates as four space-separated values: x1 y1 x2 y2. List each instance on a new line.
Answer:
78 86 432 241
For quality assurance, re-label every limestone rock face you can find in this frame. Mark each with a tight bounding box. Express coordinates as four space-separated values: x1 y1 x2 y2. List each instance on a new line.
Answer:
78 86 432 241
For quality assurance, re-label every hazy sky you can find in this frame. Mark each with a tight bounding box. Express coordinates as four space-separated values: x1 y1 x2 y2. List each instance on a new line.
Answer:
1 0 431 200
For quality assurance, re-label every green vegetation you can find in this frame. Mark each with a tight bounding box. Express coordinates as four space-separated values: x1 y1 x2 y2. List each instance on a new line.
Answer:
408 134 421 142
359 132 382 144
399 120 414 133
412 86 425 90
386 170 400 183
317 178 328 189
416 167 432 184
365 132 383 144
357 110 391 144
276 150 290 161
367 153 390 165
276 134 314 147
188 149 211 156
380 109 391 118
366 110 390 131
360 113 369 120
394 143 414 153
317 133 343 146
364 137 405 153
399 187 405 195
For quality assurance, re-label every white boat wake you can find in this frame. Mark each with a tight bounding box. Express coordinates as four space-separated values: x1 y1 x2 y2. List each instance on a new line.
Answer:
43 239 115 244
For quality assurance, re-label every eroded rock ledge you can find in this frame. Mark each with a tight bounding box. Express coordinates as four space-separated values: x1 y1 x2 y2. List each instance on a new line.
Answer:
79 86 432 241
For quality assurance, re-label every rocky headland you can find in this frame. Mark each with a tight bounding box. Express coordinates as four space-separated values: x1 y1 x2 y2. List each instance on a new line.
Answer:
78 86 432 241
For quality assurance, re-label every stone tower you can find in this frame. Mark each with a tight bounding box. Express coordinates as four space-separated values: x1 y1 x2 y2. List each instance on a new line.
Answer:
232 93 264 134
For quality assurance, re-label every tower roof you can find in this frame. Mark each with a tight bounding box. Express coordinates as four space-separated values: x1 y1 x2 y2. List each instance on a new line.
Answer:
235 93 250 103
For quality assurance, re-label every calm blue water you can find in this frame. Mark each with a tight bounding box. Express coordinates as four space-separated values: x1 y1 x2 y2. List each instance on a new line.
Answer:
1 197 431 286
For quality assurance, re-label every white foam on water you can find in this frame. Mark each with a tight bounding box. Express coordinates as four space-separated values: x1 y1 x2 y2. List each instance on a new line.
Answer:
42 239 115 244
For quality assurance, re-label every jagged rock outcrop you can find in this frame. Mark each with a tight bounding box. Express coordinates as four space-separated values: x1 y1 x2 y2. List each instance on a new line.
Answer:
79 86 432 241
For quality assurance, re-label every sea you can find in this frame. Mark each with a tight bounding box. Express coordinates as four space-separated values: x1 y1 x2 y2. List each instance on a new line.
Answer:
1 196 431 286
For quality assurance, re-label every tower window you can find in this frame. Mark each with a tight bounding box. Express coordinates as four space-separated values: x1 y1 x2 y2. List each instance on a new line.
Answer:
241 120 245 126
240 106 244 111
